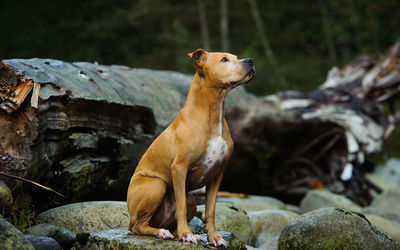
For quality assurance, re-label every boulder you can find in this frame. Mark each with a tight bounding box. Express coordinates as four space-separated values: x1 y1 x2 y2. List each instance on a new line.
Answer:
363 189 400 224
27 223 76 249
0 181 13 214
248 209 298 248
300 189 362 213
0 218 34 250
217 195 286 212
278 207 400 249
24 234 62 250
75 229 246 250
37 201 129 233
197 203 254 245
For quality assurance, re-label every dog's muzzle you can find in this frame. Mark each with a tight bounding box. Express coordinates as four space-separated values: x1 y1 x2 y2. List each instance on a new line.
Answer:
243 58 255 84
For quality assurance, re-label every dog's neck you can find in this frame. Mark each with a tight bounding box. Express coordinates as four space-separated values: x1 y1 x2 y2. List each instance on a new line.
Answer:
184 73 229 136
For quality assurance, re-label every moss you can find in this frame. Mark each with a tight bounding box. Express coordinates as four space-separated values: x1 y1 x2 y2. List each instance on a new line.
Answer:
6 205 37 233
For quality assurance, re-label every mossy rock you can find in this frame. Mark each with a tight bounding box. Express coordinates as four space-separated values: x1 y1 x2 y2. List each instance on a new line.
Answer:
76 229 246 249
278 207 400 250
0 218 34 250
197 204 254 245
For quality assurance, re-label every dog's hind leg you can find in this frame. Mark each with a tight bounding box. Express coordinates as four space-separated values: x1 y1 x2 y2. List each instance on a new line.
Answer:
127 175 174 239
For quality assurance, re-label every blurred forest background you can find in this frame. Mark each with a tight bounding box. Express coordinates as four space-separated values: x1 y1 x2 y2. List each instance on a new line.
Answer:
1 0 399 96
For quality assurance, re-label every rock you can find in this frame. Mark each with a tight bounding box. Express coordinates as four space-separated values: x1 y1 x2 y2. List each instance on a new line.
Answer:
278 207 400 249
0 218 34 250
363 189 400 224
248 209 298 248
188 216 206 235
367 158 400 191
217 195 286 212
364 214 400 241
197 203 254 245
24 234 62 250
300 189 362 213
27 223 76 249
75 229 246 249
0 181 13 214
37 201 129 233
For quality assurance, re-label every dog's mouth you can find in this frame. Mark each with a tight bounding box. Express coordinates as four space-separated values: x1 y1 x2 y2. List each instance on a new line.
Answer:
244 67 255 84
229 66 255 86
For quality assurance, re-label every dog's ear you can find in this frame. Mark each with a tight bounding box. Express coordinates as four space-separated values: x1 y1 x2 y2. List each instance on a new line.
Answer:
187 48 207 77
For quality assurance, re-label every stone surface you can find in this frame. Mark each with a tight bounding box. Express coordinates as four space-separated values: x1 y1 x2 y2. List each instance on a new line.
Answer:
197 203 254 245
300 189 362 213
0 181 13 213
217 195 286 212
27 223 76 249
75 229 246 250
24 234 62 250
0 218 34 250
248 209 298 248
363 189 400 224
365 214 400 241
37 201 129 233
278 207 400 250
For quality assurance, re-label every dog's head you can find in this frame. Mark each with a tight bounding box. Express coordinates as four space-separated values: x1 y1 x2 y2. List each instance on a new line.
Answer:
187 48 255 88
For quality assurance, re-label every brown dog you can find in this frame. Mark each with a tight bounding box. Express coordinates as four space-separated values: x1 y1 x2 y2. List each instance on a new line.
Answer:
127 48 254 247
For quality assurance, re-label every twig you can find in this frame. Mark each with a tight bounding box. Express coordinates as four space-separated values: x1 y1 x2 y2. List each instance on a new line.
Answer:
0 171 66 198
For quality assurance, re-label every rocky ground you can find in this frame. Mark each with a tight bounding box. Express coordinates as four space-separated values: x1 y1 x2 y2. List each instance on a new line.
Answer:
1 159 400 250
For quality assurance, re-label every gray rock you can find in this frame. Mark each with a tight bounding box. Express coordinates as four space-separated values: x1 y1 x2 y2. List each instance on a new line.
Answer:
363 189 400 224
197 203 254 245
248 209 298 248
37 201 129 233
24 234 62 250
278 207 400 250
367 158 400 191
300 189 362 213
75 229 246 250
27 223 76 249
217 195 286 212
188 216 206 235
0 218 34 250
0 181 13 213
365 214 400 241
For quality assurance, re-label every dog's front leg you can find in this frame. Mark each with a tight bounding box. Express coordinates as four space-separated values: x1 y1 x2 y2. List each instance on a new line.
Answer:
172 161 199 244
205 171 226 247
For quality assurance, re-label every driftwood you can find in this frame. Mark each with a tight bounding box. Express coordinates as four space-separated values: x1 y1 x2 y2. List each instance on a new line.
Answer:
226 40 400 205
0 40 399 208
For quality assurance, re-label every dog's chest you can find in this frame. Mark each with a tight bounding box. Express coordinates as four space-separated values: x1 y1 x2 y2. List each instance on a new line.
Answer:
201 136 228 168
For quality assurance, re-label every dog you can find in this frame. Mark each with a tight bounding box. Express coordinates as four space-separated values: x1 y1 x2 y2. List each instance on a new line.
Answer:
127 48 254 247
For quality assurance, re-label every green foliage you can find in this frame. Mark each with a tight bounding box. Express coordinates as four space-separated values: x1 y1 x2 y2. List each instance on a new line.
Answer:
0 0 399 96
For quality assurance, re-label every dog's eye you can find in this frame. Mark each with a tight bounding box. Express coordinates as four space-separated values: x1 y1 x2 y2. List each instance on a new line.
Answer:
221 57 229 62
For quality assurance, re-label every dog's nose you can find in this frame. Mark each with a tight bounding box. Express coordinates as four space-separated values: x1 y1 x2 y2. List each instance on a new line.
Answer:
243 58 253 66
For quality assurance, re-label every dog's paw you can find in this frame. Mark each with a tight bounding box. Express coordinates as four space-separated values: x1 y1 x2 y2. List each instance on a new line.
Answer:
158 229 174 239
208 234 226 247
182 233 203 244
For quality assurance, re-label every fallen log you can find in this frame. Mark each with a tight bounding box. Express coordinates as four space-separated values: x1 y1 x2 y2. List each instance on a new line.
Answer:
226 40 400 205
0 40 399 209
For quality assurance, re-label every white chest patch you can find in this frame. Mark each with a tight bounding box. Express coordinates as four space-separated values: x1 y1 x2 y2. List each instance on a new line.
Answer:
202 136 228 168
